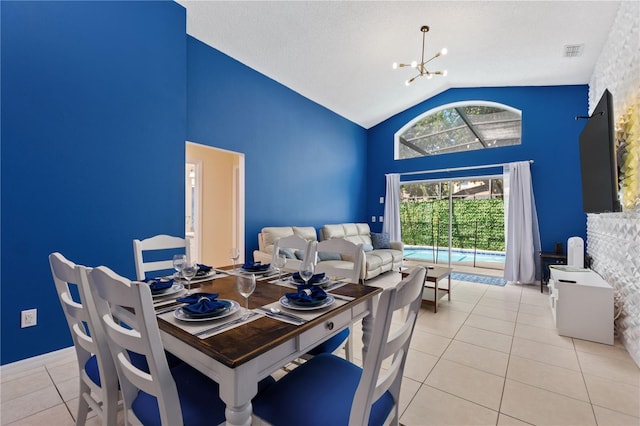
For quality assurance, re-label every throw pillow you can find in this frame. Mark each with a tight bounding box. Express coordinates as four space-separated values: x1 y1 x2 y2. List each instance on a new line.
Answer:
362 243 374 252
371 232 391 249
294 249 306 260
279 248 295 259
318 251 342 261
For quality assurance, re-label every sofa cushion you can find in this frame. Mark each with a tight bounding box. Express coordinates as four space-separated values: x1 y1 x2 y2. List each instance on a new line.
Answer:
262 227 295 248
371 232 391 249
293 226 317 241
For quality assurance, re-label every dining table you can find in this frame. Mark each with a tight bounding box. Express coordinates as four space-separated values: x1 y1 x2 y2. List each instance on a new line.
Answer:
153 266 382 426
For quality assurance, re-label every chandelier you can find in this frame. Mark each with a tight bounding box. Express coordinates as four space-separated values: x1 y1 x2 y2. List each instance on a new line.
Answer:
393 25 448 86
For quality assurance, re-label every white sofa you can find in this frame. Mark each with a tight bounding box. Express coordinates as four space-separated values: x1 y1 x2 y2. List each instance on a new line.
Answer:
320 223 404 280
253 223 403 281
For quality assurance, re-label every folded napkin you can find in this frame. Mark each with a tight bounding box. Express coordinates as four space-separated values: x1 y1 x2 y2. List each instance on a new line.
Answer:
285 284 328 306
242 261 270 272
196 263 212 277
177 293 229 316
291 272 326 284
145 278 174 294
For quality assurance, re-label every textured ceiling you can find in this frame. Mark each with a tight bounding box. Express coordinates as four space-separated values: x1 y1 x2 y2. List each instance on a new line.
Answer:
176 1 620 129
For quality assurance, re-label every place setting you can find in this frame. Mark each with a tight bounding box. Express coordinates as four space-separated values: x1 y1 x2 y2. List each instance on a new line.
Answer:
157 290 260 339
259 268 348 325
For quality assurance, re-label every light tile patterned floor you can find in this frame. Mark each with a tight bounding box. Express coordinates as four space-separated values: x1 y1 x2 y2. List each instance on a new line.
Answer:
1 269 638 426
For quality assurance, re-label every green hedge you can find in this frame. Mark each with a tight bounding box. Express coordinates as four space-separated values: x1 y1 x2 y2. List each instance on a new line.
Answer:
400 199 505 251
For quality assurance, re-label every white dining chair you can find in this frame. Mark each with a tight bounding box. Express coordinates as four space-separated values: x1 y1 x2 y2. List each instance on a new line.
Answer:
87 264 274 426
133 234 188 280
49 253 119 426
313 237 364 284
253 266 427 426
271 234 312 272
305 238 364 361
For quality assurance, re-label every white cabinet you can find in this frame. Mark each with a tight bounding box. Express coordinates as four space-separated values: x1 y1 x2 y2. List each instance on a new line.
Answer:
548 267 613 345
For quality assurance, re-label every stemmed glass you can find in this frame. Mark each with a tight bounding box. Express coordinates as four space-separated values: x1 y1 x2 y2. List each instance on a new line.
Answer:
274 249 287 281
299 260 315 286
237 274 256 310
228 248 240 270
172 254 186 279
182 260 198 294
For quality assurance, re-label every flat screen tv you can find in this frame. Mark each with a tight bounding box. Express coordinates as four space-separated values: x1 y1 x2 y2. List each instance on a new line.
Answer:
578 89 621 213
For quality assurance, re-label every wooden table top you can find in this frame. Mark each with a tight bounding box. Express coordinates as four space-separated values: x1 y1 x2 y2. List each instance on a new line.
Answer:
157 271 381 368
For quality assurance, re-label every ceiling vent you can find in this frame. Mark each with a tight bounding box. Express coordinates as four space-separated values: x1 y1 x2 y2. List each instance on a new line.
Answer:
564 44 584 58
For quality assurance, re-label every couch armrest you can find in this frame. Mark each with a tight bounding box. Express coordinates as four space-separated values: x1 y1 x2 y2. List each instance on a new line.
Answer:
390 241 404 251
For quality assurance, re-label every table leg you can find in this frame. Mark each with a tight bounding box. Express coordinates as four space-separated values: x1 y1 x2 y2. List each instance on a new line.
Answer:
224 403 252 426
434 280 438 313
361 297 376 361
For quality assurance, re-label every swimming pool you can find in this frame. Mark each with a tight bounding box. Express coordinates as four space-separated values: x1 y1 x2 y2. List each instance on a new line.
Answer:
403 246 506 266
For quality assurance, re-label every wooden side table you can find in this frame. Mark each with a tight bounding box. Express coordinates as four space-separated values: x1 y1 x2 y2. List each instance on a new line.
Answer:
402 266 452 313
539 252 567 293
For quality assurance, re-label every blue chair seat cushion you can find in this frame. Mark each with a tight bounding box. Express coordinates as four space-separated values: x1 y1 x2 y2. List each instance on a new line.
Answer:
253 353 395 426
306 328 349 356
132 363 275 426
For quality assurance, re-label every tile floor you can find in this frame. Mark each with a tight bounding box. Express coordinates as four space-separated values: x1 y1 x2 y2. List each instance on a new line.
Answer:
1 269 638 426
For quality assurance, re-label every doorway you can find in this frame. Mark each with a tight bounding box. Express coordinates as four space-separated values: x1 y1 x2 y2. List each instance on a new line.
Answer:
186 142 245 266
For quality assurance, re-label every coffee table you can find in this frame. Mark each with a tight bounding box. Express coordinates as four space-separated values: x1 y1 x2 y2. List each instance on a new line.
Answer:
402 265 452 313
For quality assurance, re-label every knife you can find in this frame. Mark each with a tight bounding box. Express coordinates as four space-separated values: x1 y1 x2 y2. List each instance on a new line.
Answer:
194 312 259 337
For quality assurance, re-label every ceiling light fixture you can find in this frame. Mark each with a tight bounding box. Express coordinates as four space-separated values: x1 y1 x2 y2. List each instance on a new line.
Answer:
393 25 448 86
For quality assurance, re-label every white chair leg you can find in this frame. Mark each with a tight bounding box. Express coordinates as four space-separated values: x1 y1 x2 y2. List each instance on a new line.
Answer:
76 381 90 426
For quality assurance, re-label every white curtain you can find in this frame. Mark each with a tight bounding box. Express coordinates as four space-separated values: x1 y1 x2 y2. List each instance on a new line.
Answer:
503 161 541 283
383 173 401 241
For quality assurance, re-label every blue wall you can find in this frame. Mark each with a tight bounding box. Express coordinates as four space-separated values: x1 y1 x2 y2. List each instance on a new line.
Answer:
1 1 187 364
187 37 368 254
366 86 589 252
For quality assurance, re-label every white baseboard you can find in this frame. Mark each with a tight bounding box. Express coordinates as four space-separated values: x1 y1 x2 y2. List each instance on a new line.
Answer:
1 346 75 377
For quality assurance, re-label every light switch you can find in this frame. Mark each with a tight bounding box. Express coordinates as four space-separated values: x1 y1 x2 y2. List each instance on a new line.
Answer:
371 216 376 222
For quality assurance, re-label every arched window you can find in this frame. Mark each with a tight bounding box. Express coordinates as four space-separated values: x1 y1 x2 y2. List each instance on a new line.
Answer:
394 101 522 159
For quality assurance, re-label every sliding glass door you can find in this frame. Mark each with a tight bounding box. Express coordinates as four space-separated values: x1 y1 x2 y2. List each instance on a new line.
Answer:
400 175 506 270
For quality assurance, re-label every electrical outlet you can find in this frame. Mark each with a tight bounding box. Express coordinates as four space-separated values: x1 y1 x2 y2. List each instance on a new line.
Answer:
379 216 384 222
21 309 37 328
371 216 376 222
379 197 384 204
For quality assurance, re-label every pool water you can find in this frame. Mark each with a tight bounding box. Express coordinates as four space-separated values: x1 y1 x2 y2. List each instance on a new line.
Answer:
403 246 506 265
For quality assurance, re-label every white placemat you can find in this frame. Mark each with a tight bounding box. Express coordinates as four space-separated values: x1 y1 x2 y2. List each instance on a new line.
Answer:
158 308 262 339
258 297 349 325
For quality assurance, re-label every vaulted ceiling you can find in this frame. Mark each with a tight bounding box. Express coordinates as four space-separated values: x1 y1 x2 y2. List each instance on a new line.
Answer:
177 1 620 129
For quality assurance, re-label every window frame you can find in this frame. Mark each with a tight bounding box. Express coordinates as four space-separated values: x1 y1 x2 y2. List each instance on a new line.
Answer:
394 100 522 160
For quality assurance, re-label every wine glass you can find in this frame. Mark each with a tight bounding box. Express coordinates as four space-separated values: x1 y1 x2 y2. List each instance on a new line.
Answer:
182 261 198 294
299 260 315 286
237 274 256 310
172 254 186 279
274 249 287 281
228 248 240 270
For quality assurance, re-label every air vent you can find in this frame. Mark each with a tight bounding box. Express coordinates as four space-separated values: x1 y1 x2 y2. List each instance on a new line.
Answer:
564 44 584 58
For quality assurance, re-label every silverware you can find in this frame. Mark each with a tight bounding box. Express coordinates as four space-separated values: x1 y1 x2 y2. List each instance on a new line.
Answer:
324 281 346 291
257 307 307 324
155 305 182 314
329 294 354 302
194 312 258 337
